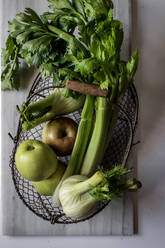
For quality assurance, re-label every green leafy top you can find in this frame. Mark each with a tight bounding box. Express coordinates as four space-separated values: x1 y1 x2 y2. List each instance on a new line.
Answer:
46 0 138 102
1 0 138 93
1 8 68 90
89 165 142 201
1 35 20 90
48 0 87 23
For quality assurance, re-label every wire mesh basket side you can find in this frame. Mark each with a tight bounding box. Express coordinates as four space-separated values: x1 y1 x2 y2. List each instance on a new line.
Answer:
9 75 139 224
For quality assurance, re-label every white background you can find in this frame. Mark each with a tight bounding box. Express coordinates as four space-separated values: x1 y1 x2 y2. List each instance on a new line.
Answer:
1 0 165 247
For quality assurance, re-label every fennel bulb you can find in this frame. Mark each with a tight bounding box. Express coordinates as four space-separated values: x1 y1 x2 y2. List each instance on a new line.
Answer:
59 165 142 219
59 173 101 219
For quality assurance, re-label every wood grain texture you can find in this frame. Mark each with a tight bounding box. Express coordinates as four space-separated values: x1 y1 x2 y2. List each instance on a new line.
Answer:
66 80 109 97
1 0 135 236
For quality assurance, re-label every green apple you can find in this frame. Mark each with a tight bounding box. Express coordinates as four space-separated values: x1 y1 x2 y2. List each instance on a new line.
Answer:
15 140 58 181
32 161 66 196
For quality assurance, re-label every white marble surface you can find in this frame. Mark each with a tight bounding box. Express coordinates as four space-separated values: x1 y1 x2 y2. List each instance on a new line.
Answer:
1 0 135 236
0 0 135 236
1 0 165 246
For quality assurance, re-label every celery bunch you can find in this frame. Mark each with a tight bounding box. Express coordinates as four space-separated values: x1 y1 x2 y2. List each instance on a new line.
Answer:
51 0 139 206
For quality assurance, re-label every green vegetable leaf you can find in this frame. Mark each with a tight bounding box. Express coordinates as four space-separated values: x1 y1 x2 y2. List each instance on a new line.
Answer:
48 0 73 10
72 0 86 17
22 8 44 25
83 0 113 20
48 25 89 57
8 8 56 68
73 57 100 83
5 35 15 55
48 0 87 24
59 68 82 81
1 35 20 90
89 165 141 201
126 49 139 83
41 63 61 85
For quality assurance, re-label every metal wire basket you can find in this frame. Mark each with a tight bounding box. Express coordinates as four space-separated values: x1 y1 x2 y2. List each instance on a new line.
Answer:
9 74 139 224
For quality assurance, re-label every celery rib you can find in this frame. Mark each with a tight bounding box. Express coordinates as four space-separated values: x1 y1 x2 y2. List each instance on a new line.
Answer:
80 97 111 177
103 107 119 154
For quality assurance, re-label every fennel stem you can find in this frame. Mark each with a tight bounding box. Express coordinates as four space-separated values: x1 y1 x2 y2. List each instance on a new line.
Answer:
74 171 103 194
20 89 85 131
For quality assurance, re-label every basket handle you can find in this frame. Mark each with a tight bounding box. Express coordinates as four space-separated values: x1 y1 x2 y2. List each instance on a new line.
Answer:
66 80 109 97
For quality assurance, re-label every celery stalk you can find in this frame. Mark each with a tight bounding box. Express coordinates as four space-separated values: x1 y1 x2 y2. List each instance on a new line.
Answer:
80 97 111 176
103 108 119 154
68 94 95 175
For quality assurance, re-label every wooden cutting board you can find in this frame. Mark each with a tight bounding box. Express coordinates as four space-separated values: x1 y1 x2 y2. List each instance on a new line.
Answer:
1 0 137 236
